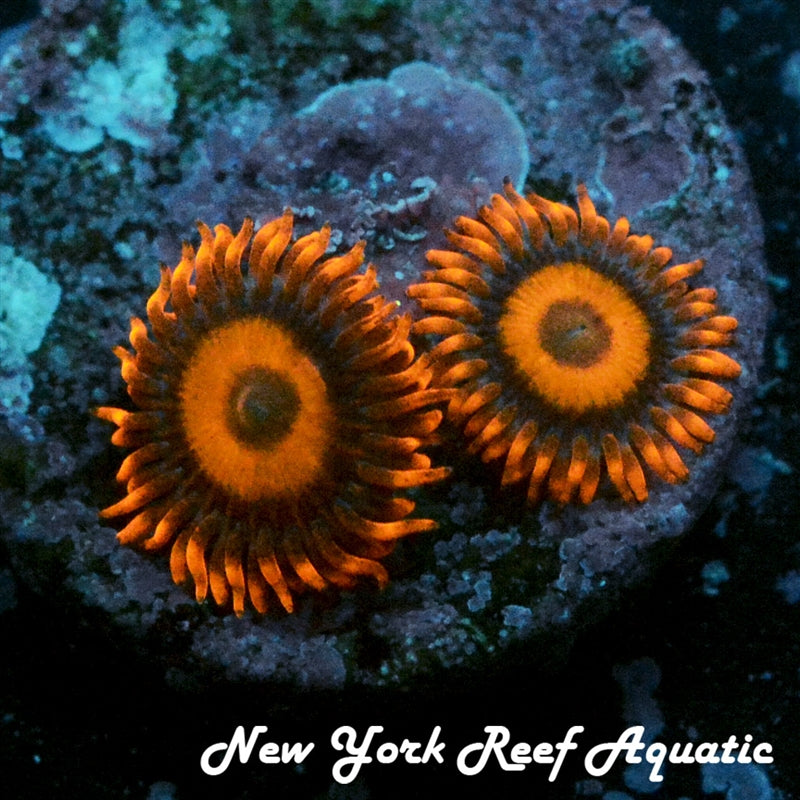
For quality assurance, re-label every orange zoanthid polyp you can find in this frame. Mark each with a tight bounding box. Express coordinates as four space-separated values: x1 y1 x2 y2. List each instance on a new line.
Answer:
409 182 741 505
499 263 652 414
179 318 334 502
96 212 451 615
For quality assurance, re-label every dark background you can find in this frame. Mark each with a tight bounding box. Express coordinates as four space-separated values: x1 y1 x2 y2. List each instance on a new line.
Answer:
1 1 798 797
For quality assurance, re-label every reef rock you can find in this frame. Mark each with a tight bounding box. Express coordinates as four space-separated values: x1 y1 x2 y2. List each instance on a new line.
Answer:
0 0 768 688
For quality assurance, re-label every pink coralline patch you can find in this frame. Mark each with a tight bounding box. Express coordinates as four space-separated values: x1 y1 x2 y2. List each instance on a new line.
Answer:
159 62 530 304
601 124 694 210
257 61 528 199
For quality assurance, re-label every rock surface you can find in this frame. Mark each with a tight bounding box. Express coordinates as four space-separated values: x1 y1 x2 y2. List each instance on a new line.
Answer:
0 0 768 688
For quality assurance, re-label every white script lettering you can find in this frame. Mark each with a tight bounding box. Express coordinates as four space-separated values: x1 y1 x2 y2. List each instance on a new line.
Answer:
330 725 445 784
200 725 314 776
456 725 583 780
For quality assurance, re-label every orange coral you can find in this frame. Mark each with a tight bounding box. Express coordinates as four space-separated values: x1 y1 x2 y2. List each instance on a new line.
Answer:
96 211 451 615
409 182 741 504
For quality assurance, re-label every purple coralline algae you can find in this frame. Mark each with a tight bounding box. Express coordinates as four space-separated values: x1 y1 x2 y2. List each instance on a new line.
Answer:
157 60 529 303
0 0 769 688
